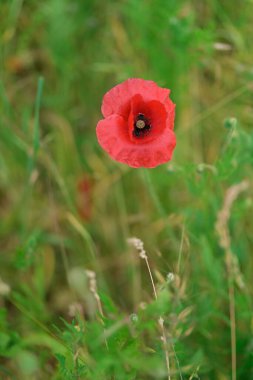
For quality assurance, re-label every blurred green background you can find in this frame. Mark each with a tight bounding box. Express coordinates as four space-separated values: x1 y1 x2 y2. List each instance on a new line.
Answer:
1 1 253 379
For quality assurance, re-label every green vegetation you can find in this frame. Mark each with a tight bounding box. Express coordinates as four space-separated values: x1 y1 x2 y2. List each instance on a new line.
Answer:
1 1 253 379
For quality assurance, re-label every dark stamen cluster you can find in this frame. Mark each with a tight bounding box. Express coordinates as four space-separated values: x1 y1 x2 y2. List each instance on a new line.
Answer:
133 113 151 138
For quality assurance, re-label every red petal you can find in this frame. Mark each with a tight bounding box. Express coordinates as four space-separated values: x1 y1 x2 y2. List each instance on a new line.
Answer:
96 115 176 168
96 114 129 156
101 78 173 119
127 95 168 143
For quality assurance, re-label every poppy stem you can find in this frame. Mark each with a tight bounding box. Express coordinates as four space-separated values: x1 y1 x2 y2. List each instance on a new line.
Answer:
141 170 184 379
142 169 172 239
142 169 165 217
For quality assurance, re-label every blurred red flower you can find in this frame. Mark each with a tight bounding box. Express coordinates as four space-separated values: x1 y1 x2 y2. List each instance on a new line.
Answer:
77 177 93 221
96 78 176 168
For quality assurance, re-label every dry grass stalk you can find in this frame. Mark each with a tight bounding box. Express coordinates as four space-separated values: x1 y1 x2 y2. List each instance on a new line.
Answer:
127 237 171 380
86 270 108 349
86 270 104 317
215 180 249 380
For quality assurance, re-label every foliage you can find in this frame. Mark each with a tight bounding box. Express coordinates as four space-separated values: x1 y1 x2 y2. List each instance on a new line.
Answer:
0 0 253 379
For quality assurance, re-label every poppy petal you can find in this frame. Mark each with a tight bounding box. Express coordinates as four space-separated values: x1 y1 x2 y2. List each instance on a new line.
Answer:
96 114 129 156
96 114 176 168
101 78 171 119
124 129 176 168
97 78 176 168
127 95 168 143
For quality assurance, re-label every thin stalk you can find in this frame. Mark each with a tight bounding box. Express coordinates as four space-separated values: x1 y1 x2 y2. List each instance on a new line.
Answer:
226 249 237 380
143 255 171 380
216 180 249 380
127 238 171 378
29 76 44 176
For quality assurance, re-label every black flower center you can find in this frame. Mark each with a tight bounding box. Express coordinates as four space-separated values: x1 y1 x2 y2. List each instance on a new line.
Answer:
133 113 151 138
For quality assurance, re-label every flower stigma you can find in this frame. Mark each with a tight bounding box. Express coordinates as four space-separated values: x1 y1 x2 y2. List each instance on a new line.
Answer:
136 119 145 129
133 113 151 137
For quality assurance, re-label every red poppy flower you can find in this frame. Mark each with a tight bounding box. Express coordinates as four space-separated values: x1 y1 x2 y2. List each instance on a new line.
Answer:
77 176 93 221
96 78 176 168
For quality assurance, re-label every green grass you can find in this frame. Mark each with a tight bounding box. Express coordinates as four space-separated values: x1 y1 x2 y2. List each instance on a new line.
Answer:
1 1 253 379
